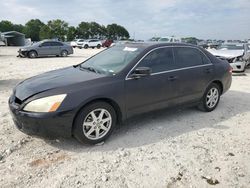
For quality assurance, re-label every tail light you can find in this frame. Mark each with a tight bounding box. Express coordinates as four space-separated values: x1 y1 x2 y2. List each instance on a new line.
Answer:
229 66 233 73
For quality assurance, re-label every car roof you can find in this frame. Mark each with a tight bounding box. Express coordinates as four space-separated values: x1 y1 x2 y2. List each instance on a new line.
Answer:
116 42 199 49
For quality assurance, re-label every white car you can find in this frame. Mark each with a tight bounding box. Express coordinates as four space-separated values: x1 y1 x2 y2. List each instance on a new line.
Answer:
207 43 250 72
70 39 84 48
158 36 181 43
79 39 102 49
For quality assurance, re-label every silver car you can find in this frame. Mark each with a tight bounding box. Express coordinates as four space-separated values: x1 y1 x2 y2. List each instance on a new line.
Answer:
18 40 74 58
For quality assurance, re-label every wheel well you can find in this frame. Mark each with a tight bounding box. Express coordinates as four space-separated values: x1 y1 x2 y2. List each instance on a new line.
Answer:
212 80 223 94
72 98 123 134
61 49 68 53
28 50 37 54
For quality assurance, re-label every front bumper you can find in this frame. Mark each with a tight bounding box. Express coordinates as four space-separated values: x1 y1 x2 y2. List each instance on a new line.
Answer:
230 61 246 72
8 96 74 138
17 50 28 57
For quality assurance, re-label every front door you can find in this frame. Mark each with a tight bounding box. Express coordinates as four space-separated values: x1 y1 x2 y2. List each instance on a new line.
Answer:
125 47 178 117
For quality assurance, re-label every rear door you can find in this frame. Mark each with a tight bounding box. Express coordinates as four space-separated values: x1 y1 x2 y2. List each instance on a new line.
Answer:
50 42 63 55
125 47 178 116
172 47 214 103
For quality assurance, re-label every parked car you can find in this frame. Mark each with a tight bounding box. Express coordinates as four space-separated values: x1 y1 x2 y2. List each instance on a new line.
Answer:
79 39 102 49
102 39 113 47
18 40 73 58
207 43 250 72
9 43 232 144
158 36 181 43
76 39 86 48
70 39 83 48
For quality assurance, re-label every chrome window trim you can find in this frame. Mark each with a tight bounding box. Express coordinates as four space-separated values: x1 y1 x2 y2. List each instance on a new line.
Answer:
125 45 212 80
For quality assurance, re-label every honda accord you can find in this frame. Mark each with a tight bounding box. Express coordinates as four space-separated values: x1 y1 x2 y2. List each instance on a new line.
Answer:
9 43 232 144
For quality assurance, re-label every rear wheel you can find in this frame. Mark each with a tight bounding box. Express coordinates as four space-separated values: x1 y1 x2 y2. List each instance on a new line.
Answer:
73 102 117 144
84 44 89 49
28 51 37 58
198 83 221 112
61 50 68 57
97 44 101 49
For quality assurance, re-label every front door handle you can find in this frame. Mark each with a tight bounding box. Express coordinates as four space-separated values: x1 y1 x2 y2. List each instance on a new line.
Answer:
168 76 178 81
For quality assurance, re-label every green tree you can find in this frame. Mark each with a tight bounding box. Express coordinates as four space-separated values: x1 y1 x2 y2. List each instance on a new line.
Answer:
13 24 24 33
47 19 69 41
39 25 51 40
66 26 76 41
0 20 14 32
76 22 91 39
107 23 129 40
24 19 44 41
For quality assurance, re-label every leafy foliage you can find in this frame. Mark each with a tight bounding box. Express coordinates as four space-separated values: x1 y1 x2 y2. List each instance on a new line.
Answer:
0 19 130 41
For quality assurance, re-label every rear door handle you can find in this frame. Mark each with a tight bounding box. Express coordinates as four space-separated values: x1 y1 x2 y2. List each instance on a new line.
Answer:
168 76 178 81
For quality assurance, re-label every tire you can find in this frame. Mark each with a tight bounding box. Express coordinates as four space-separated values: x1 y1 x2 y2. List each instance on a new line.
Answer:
73 102 117 144
198 83 221 112
28 51 37 58
97 44 101 49
84 44 89 49
61 50 68 57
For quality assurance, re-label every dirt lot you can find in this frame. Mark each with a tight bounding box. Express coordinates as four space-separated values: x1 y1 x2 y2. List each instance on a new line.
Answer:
0 47 250 188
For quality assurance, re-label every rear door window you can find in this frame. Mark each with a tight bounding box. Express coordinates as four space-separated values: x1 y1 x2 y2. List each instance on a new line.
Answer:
51 42 63 46
41 42 51 47
137 47 175 73
173 47 203 68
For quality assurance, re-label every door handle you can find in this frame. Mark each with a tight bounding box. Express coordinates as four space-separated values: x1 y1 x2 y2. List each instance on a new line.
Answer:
168 76 178 81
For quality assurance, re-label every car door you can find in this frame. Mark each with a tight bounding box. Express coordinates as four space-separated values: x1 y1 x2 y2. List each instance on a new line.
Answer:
125 47 178 117
50 42 62 55
172 47 214 103
38 42 51 56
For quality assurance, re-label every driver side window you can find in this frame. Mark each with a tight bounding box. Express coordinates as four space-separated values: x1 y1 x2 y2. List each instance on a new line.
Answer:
41 42 51 47
137 47 175 73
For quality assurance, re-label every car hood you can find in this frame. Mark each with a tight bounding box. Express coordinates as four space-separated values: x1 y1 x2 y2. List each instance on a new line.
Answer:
15 66 105 101
207 49 244 59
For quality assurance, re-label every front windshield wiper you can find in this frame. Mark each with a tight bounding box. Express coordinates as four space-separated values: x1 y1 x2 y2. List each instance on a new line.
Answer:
79 65 100 74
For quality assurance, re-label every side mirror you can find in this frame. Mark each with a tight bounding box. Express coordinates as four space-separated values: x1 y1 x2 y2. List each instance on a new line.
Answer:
130 67 151 79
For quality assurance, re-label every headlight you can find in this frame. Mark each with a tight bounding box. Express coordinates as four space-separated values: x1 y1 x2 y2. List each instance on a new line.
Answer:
23 94 67 112
20 49 27 51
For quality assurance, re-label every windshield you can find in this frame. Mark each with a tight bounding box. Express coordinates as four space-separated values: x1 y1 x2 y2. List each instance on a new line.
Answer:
80 45 142 75
218 44 244 50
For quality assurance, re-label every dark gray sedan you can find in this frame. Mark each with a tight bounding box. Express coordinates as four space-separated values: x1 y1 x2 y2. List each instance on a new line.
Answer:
18 40 73 58
9 43 232 144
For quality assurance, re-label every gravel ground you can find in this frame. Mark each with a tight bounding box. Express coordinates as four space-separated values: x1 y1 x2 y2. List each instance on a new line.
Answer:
0 47 250 188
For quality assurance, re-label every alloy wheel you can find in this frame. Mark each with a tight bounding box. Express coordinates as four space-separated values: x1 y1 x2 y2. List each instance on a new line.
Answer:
206 87 219 108
82 108 112 140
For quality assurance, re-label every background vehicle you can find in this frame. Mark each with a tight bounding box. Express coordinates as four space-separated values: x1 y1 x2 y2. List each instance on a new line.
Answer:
207 43 250 72
10 43 232 144
158 36 181 43
102 39 113 47
70 39 83 48
18 40 73 58
79 39 102 49
76 39 86 48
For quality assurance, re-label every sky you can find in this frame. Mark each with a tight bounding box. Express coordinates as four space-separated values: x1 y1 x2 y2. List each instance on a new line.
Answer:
0 0 250 40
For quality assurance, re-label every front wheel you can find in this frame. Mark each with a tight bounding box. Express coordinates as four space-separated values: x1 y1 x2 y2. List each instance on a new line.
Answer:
28 51 37 58
97 44 101 49
73 102 117 144
198 83 221 112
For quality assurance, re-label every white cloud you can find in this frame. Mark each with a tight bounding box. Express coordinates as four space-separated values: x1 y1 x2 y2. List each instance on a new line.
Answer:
0 0 249 39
